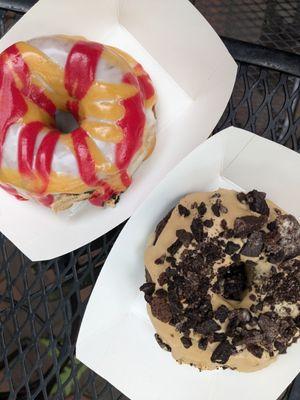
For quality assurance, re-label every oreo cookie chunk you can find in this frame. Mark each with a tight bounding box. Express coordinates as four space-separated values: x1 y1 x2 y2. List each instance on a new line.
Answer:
265 215 300 262
153 208 174 245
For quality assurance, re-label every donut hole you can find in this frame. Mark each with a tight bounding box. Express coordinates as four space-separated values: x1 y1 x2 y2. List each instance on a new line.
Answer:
55 110 79 133
215 262 249 303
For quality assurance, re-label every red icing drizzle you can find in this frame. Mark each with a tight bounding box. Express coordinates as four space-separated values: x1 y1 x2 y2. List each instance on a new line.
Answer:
67 99 80 121
89 187 114 207
135 63 155 101
0 184 27 201
137 75 155 100
120 171 132 188
34 130 60 192
37 194 54 207
115 72 146 171
18 121 44 176
23 84 56 116
65 41 103 100
4 45 56 116
72 128 114 201
0 54 27 166
72 127 100 186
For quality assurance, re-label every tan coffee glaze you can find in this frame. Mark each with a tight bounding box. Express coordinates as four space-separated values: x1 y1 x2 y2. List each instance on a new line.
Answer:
144 189 291 372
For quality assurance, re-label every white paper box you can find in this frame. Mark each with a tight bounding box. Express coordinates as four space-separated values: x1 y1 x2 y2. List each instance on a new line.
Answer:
0 0 236 261
76 127 300 400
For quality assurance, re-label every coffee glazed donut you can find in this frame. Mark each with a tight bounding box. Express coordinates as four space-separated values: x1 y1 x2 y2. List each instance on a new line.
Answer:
141 189 300 372
0 35 156 211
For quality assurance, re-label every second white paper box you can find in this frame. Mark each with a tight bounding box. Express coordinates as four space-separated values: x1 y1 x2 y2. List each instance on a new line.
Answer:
77 127 300 400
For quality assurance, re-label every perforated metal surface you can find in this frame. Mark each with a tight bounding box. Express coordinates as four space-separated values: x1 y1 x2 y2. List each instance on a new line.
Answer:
194 0 300 55
214 61 300 150
0 2 300 400
0 224 127 399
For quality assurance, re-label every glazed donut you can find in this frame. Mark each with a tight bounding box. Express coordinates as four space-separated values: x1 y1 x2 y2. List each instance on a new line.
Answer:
0 35 156 211
141 189 300 372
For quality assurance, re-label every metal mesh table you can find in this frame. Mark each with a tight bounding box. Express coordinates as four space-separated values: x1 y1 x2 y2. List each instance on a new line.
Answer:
0 1 300 399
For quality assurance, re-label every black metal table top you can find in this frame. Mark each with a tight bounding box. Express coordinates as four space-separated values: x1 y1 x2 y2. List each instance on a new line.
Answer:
0 1 300 399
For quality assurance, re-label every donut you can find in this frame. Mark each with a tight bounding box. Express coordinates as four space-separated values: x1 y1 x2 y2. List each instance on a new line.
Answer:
0 35 156 211
141 189 300 372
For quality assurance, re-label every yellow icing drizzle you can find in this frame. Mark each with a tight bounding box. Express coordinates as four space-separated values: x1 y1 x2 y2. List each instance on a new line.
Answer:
15 42 70 111
47 172 90 194
81 120 123 143
22 99 54 126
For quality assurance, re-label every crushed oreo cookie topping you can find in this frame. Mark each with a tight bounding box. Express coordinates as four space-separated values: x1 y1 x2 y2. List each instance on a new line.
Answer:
211 340 233 364
144 189 300 372
155 334 171 352
241 231 264 257
214 305 229 323
234 215 267 237
178 204 190 217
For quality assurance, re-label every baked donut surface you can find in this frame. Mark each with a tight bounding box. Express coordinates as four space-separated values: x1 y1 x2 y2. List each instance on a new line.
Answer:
0 35 156 211
141 189 300 372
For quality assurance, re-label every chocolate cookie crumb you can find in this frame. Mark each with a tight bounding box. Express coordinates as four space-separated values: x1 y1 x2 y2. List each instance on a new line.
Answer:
176 229 193 246
198 337 208 350
266 215 300 262
246 190 270 216
225 229 234 239
245 260 257 268
211 340 233 364
156 288 168 298
220 219 228 230
151 296 172 323
145 269 152 283
181 337 192 349
247 344 264 359
258 314 278 340
267 221 277 231
237 192 247 203
191 218 204 243
158 272 168 286
144 294 152 304
155 334 171 352
197 202 207 217
178 204 190 217
214 305 229 323
167 239 182 256
211 201 221 217
198 319 221 335
229 308 251 323
155 255 165 265
203 219 214 228
234 215 267 237
213 333 227 342
241 231 264 257
140 282 155 296
231 253 241 263
225 241 240 255
274 341 287 354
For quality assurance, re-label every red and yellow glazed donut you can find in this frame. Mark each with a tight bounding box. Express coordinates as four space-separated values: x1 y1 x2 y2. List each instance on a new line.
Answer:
0 35 156 211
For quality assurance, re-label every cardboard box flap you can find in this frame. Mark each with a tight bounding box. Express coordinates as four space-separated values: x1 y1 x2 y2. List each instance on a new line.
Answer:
118 0 235 98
